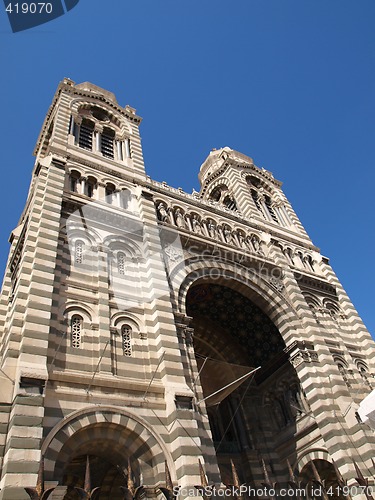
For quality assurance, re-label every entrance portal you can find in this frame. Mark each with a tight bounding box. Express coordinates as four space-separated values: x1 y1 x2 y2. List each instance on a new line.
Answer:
186 283 305 485
48 418 162 500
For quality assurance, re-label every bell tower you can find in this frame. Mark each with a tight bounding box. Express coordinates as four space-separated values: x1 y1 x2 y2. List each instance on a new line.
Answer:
199 147 310 240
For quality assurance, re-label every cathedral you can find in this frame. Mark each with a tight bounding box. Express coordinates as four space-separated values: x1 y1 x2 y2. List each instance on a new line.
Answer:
0 78 374 499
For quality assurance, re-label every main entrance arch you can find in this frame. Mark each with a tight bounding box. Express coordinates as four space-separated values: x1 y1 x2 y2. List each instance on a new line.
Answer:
185 281 307 486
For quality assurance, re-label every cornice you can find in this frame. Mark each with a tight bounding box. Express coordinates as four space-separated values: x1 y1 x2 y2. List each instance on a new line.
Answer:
63 83 142 124
296 274 337 296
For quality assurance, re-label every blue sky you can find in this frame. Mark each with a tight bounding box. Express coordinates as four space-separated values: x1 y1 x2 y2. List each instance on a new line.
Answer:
0 0 374 335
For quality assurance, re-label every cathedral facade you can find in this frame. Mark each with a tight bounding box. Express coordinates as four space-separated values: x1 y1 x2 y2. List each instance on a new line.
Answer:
0 79 374 499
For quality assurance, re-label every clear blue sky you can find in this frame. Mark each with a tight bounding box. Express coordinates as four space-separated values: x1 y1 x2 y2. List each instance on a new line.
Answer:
0 0 374 335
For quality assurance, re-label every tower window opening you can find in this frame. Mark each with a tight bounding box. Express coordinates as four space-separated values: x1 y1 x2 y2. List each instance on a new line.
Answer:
223 195 237 211
209 187 222 202
105 183 116 204
70 171 80 193
78 119 94 151
121 325 132 356
86 177 96 198
101 127 115 159
124 138 131 158
251 189 264 215
265 195 279 223
71 315 82 348
336 361 351 388
357 363 372 388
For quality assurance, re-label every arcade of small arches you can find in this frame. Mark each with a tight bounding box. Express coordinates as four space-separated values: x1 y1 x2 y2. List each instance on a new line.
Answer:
156 200 266 254
156 199 317 274
67 169 134 209
303 294 373 390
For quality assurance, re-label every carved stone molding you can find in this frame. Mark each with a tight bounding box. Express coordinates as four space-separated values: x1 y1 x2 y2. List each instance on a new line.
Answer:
286 340 319 368
175 316 194 346
268 275 285 292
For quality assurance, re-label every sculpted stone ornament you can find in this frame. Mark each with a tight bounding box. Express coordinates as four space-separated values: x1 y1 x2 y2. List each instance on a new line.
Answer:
192 216 202 234
175 209 185 228
157 203 169 222
207 220 217 239
164 244 184 263
269 276 285 292
223 226 233 243
237 232 246 248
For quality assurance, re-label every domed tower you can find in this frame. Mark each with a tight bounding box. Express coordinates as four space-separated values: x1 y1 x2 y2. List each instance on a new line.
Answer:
199 147 310 240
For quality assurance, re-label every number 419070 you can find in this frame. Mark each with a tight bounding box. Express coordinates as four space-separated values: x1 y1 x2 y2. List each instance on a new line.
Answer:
6 3 53 14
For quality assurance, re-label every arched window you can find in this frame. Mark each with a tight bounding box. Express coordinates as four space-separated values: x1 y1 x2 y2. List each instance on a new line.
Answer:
101 127 115 159
264 195 279 223
71 315 82 348
209 186 223 202
78 119 95 151
357 362 372 388
70 171 81 193
208 185 237 211
121 325 132 356
105 183 116 204
335 359 351 388
117 252 126 275
251 188 263 214
85 177 97 198
247 176 281 224
74 240 84 265
284 248 295 265
223 195 237 211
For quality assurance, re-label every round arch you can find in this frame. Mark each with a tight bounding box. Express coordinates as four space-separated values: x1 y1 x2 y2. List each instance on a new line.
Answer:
42 406 175 488
182 275 304 487
295 448 331 471
172 257 302 347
